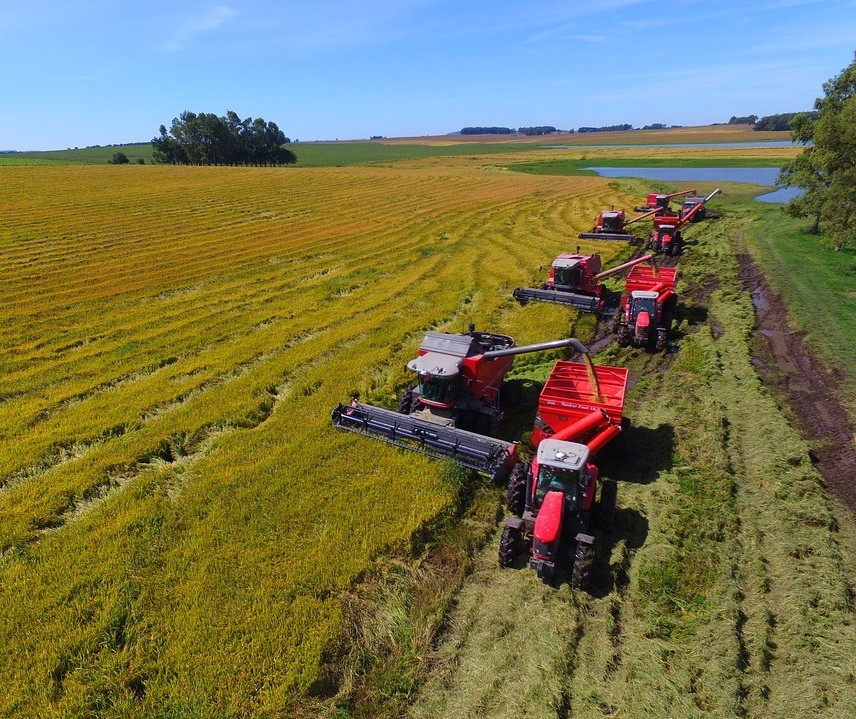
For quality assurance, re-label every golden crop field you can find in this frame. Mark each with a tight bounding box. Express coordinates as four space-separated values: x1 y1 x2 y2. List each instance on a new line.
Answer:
0 163 632 716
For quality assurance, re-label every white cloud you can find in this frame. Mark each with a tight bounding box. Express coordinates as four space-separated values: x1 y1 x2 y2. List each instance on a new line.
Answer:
161 5 235 52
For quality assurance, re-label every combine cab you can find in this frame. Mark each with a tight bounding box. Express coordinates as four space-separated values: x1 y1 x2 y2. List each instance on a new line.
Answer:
499 357 628 587
613 265 678 351
512 253 657 314
634 187 697 214
332 330 590 483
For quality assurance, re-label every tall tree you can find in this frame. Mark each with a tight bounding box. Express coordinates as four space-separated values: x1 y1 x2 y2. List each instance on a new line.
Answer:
778 54 856 250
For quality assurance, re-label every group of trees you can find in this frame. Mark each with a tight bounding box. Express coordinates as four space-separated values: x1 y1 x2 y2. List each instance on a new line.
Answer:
727 112 820 131
460 126 560 135
779 53 856 251
578 124 632 133
151 111 296 166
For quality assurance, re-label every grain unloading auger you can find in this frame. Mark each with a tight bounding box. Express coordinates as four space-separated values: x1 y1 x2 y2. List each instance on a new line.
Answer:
332 330 590 483
499 355 629 587
512 252 658 314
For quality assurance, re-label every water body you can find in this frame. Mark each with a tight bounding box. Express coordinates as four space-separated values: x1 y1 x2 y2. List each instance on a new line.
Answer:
548 140 798 150
585 166 802 203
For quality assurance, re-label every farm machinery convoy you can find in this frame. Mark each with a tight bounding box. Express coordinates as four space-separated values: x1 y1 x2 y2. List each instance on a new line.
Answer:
330 183 711 588
332 326 628 587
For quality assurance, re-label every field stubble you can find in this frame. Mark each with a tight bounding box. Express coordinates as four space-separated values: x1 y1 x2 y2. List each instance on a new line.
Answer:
0 164 629 716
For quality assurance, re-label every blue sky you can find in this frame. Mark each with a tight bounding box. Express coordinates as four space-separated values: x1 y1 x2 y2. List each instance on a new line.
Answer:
2 0 855 150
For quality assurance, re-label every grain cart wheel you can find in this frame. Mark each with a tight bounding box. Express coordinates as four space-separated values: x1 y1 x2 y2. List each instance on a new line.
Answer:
506 462 527 517
571 541 595 589
596 480 618 533
398 385 417 414
498 524 522 568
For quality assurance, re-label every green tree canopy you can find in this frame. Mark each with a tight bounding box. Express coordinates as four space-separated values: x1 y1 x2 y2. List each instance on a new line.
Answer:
152 111 296 167
777 54 856 250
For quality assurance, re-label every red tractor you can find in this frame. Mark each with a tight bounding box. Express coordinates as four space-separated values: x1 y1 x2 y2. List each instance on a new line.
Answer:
499 357 628 587
512 252 657 314
613 265 678 351
577 207 657 243
649 188 721 256
332 331 591 483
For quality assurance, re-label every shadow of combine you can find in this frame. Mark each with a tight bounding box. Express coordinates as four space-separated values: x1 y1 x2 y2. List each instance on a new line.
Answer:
496 377 544 444
600 421 675 485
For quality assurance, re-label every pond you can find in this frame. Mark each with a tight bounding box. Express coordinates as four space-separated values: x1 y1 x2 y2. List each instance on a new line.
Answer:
548 140 799 150
585 166 802 203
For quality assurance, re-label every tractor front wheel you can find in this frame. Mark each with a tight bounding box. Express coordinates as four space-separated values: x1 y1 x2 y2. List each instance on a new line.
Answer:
617 324 632 347
506 462 527 517
498 525 522 568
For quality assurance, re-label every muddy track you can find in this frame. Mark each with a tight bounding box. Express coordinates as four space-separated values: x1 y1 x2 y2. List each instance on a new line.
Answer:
737 253 856 509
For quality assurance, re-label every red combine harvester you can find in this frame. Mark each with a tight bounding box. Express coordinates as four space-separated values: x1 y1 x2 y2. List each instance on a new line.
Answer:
577 207 657 242
512 252 657 314
649 188 721 256
331 330 590 483
634 187 697 214
499 356 629 586
613 265 678 351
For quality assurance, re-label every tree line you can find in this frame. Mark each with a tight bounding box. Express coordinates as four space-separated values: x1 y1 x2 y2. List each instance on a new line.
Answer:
151 111 296 166
778 52 856 251
727 112 819 131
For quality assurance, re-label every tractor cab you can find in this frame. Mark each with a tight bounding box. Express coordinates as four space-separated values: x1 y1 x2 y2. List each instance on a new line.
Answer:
654 194 671 211
549 256 583 291
533 438 590 509
628 290 659 322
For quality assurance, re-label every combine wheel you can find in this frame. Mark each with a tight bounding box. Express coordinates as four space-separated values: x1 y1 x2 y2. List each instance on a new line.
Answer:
506 462 527 517
596 480 618 532
498 524 522 568
398 386 417 414
571 542 594 589
500 379 524 407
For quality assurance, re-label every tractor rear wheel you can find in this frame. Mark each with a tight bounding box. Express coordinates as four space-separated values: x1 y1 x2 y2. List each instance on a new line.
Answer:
506 462 527 517
596 480 618 532
498 525 522 568
572 542 594 589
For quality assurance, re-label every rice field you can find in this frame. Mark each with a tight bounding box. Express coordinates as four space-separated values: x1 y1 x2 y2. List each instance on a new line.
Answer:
0 163 631 716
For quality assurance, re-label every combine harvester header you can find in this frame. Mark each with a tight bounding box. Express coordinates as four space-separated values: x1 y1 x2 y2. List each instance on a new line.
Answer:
332 332 591 483
512 253 658 314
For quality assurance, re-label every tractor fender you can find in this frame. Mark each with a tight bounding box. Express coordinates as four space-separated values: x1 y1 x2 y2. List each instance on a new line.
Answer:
504 516 525 531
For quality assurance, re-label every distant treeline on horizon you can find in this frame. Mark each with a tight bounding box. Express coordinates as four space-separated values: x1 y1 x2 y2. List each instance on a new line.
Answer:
460 111 814 136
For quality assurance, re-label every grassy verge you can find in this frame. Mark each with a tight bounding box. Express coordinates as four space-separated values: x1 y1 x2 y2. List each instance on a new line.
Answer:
734 199 856 416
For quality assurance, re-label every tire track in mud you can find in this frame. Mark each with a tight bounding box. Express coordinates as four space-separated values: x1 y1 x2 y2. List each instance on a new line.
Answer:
737 253 856 508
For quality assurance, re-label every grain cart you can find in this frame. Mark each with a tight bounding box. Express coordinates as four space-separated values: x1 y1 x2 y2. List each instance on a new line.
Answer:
499 357 629 587
613 265 678 351
649 189 721 255
634 187 697 214
512 252 657 314
680 187 722 222
577 207 657 242
331 331 591 483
